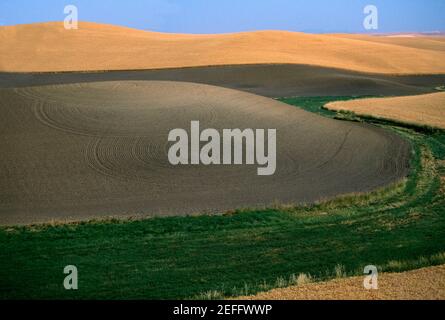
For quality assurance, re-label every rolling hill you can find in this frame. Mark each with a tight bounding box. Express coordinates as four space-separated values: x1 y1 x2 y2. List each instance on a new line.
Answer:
1 21 445 74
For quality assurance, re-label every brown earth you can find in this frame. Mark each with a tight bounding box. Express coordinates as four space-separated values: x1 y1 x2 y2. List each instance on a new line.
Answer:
238 264 445 300
325 92 445 129
2 64 445 98
1 21 445 74
0 81 410 225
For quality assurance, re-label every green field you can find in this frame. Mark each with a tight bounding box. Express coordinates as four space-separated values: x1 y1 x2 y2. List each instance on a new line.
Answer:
1 97 444 299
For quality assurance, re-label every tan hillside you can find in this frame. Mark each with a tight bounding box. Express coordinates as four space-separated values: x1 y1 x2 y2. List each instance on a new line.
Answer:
1 21 445 73
237 264 445 300
329 34 445 51
325 92 445 129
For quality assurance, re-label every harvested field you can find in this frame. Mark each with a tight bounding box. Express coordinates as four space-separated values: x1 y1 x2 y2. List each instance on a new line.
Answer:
238 264 445 300
0 81 410 225
326 92 445 130
2 64 445 97
328 34 445 52
1 22 445 74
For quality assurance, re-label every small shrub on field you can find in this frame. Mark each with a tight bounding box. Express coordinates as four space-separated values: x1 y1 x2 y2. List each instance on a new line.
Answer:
275 277 287 288
258 280 269 291
431 252 445 264
243 282 250 296
384 252 445 273
195 290 225 300
334 264 347 278
387 260 405 271
296 273 313 285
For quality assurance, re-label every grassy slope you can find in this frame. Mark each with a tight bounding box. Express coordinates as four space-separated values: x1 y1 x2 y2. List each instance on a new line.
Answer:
1 97 444 299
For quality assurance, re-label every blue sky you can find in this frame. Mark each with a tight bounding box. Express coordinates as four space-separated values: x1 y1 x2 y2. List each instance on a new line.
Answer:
0 0 444 34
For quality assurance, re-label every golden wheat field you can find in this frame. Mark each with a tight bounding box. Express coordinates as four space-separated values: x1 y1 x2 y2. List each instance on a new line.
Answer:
1 21 445 74
238 264 445 300
325 92 445 129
